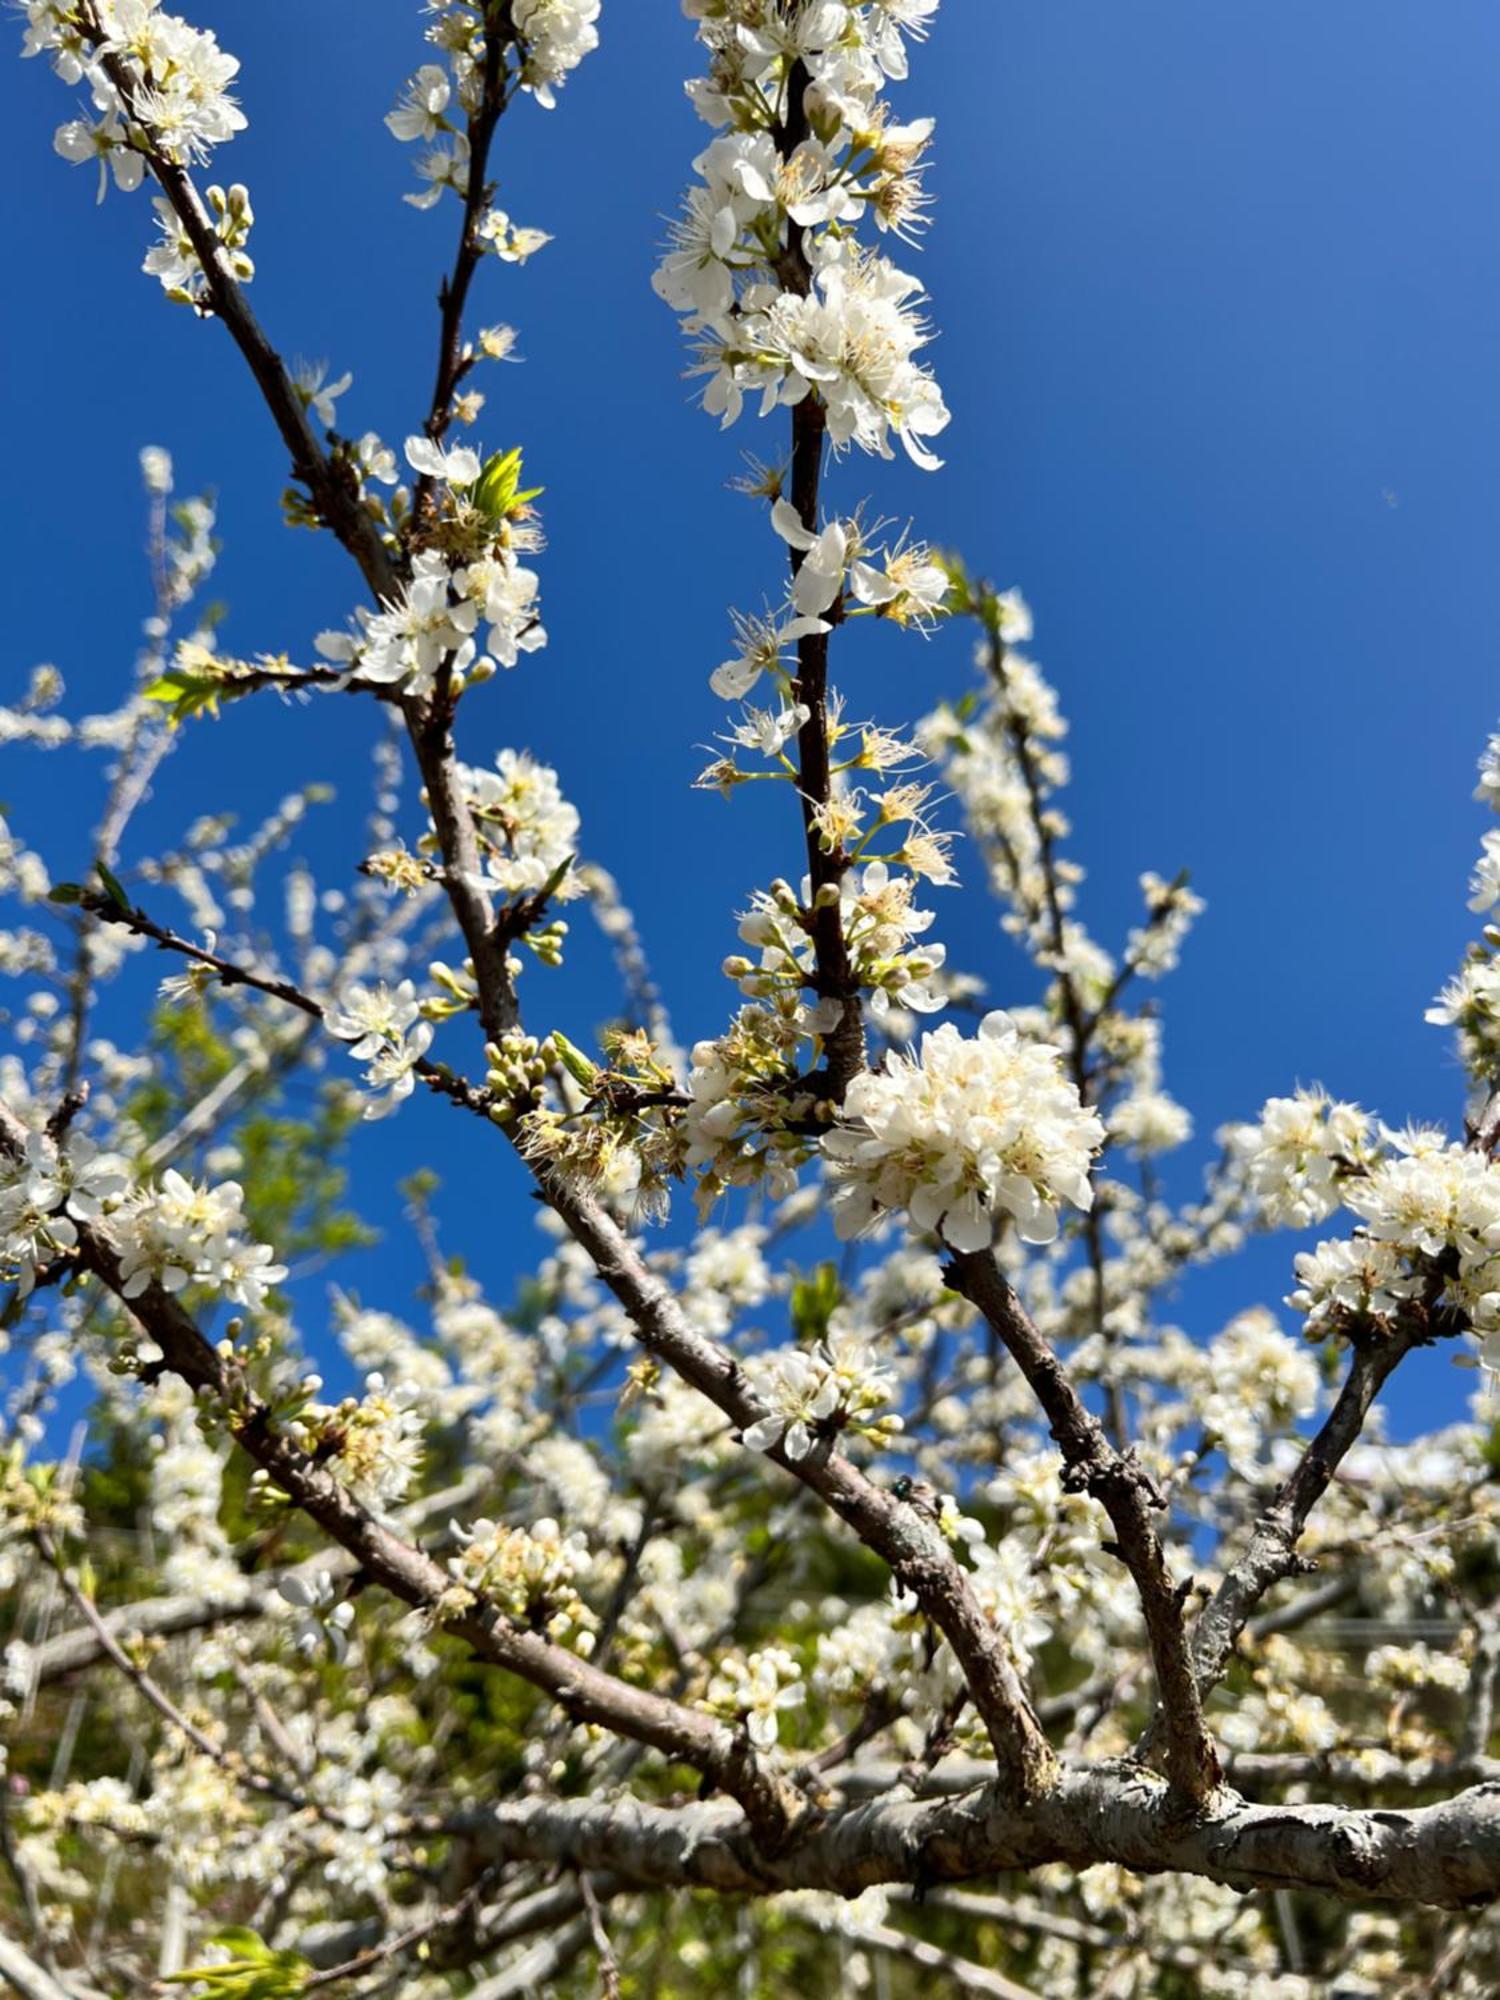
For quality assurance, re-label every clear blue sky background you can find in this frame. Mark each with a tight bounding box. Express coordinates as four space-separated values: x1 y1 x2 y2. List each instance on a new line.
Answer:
4 3 1500 1437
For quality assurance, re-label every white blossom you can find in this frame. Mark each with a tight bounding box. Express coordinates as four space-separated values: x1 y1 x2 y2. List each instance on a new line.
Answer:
1224 1090 1372 1230
824 1012 1105 1251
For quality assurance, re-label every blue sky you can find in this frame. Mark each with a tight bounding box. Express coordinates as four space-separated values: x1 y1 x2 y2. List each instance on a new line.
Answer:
5 3 1500 1436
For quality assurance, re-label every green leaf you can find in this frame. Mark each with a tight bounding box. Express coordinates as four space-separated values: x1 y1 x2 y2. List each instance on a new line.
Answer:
790 1262 842 1345
537 850 575 904
142 664 224 726
550 1030 601 1093
95 861 130 912
165 1926 311 1998
472 445 543 525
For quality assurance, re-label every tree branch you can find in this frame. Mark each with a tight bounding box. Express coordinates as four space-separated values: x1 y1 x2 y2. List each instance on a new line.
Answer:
778 61 864 1097
0 1098 798 1846
536 1171 1053 1798
0 1935 84 2000
945 1248 1220 1804
74 889 497 1121
75 10 396 601
411 2 518 529
453 1762 1500 1905
1182 1317 1425 1707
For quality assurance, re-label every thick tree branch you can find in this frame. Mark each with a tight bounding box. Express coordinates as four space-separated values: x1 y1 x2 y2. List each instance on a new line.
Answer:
946 1249 1220 1804
453 1763 1500 1906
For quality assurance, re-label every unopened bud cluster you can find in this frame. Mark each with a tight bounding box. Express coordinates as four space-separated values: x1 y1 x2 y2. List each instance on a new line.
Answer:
485 1029 559 1125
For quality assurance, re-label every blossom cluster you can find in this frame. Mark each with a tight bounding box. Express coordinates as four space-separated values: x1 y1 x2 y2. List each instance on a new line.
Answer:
683 995 823 1212
1224 1089 1373 1230
442 1514 598 1654
33 0 245 182
518 1027 682 1224
142 179 252 304
0 1130 125 1296
454 747 581 902
699 1645 803 1751
1427 743 1500 1080
29 0 253 300
316 440 546 695
112 1167 286 1310
1234 1097 1500 1365
327 979 434 1120
1 1130 284 1319
277 1567 357 1663
740 1325 902 1462
730 864 946 1024
1292 1135 1500 1362
385 0 599 216
824 1012 1106 1252
288 1374 426 1513
657 5 948 468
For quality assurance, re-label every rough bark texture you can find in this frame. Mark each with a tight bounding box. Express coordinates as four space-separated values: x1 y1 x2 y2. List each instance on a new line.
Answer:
453 1766 1500 1907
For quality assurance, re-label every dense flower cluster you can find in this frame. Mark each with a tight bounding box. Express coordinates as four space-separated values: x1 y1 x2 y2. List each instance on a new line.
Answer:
824 1012 1106 1251
657 4 948 468
699 1645 803 1751
29 0 252 301
682 996 823 1211
112 1168 286 1309
740 1326 902 1461
32 0 246 179
1 1130 284 1318
0 1131 125 1295
290 1374 426 1512
443 1514 597 1653
1224 1089 1372 1229
315 441 546 694
1279 1125 1500 1362
513 0 601 107
455 747 581 902
731 863 948 1022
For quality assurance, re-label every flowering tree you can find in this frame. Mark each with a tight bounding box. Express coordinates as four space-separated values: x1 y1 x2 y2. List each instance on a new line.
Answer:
5 3 1500 1994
